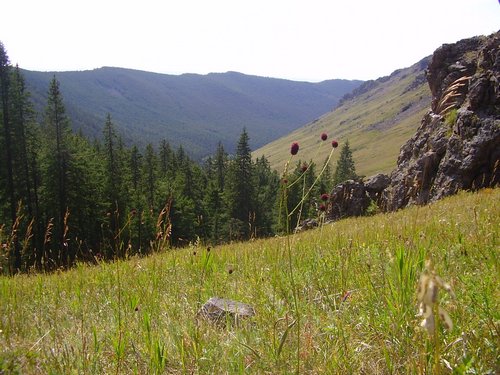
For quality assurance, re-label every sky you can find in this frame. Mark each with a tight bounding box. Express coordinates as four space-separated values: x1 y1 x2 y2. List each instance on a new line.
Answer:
1 0 499 82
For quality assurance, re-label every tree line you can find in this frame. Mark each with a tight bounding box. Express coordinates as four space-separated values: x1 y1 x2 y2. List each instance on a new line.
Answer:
0 42 357 274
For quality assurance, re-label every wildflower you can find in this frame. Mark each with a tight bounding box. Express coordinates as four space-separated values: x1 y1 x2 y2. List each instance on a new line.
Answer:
417 260 455 334
290 142 299 155
321 132 328 141
301 163 308 172
282 178 288 184
321 193 329 201
331 140 339 148
319 203 326 212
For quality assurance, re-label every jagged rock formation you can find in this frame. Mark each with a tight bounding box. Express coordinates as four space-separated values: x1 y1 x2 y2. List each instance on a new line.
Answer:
327 31 499 218
329 180 371 221
327 174 390 221
385 31 499 210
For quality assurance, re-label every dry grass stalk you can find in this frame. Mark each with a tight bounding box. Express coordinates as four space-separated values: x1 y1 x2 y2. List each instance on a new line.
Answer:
417 259 455 334
436 76 471 115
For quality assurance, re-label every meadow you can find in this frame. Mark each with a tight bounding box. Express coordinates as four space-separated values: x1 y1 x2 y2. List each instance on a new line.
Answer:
1 188 498 374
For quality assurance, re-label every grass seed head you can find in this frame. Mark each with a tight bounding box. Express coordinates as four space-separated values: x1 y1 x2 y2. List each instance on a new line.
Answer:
417 260 455 334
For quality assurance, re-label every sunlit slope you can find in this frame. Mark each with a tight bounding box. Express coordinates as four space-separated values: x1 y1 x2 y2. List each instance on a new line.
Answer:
254 58 432 177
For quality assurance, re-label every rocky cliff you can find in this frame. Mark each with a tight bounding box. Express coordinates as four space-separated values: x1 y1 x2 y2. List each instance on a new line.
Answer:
327 31 499 220
385 31 499 210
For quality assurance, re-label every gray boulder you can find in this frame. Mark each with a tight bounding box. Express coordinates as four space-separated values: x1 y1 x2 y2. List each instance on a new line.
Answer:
197 297 255 327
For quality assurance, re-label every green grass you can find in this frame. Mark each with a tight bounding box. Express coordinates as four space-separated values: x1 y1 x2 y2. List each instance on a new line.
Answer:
1 189 499 374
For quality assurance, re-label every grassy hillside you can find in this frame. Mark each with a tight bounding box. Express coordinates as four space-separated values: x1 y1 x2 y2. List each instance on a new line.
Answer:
1 188 498 373
22 68 361 158
254 58 432 177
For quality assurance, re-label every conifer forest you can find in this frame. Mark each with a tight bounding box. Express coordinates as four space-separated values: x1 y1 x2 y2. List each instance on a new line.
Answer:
0 42 342 274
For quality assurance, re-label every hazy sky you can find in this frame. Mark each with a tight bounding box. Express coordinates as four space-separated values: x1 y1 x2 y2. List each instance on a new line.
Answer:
1 0 499 81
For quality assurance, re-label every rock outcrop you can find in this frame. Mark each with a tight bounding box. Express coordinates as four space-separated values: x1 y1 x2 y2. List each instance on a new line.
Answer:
327 31 499 218
385 31 499 210
329 180 371 221
326 175 390 221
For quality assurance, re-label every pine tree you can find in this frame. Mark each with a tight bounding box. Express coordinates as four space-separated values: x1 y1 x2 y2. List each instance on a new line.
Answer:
143 144 157 209
66 132 104 261
158 139 174 179
224 128 254 240
0 42 22 271
102 114 127 257
9 65 42 268
214 142 227 191
128 145 145 251
10 66 35 215
253 156 279 237
42 76 74 266
204 142 228 243
333 140 357 185
169 148 197 245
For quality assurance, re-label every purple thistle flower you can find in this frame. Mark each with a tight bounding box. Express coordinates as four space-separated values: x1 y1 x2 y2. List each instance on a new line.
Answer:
290 142 299 155
331 140 339 148
321 132 328 141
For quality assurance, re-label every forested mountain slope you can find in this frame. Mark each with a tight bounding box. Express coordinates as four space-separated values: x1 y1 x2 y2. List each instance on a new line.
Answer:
23 68 362 158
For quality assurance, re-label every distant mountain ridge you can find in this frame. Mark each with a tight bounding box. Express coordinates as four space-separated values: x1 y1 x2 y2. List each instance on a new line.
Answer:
22 68 362 158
